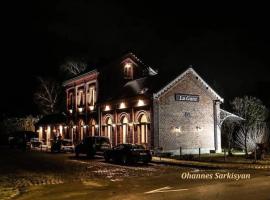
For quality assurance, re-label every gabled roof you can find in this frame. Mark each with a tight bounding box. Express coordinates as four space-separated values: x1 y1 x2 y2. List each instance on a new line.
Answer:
153 67 224 102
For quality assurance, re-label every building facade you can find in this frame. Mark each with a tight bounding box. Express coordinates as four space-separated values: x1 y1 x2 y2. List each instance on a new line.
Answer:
38 53 227 154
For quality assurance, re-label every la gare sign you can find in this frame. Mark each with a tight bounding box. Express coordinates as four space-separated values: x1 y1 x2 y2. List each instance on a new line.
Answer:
175 94 199 102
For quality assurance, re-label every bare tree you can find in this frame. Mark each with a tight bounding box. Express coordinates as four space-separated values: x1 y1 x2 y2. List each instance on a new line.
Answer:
235 122 268 152
231 96 268 156
34 77 60 115
222 120 239 156
60 59 87 76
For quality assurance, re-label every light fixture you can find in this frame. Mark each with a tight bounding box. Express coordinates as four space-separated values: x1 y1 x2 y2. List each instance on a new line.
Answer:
128 123 133 126
89 105 94 111
137 99 145 107
83 125 87 128
73 126 76 129
125 62 132 68
95 125 99 128
119 102 126 109
78 107 83 112
112 124 116 127
104 105 110 111
69 109 73 114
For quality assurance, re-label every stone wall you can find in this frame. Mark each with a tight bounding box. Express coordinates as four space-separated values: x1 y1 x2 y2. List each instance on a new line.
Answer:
156 72 219 154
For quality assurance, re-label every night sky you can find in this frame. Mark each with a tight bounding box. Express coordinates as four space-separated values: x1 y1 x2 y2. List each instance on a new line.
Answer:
2 1 270 116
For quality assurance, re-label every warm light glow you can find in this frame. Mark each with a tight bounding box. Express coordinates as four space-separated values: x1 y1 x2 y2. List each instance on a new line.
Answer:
83 125 87 128
89 105 94 111
125 63 132 68
119 102 126 109
112 124 116 127
73 126 76 129
78 107 83 112
104 105 110 111
128 123 133 126
137 99 145 107
95 125 99 128
69 109 73 114
64 126 67 129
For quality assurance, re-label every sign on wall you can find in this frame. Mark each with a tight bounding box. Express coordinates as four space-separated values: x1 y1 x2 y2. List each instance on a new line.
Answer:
175 93 199 102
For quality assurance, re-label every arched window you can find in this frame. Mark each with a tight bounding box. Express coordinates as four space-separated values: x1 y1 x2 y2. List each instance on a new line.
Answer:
121 116 129 144
138 113 149 144
124 63 133 79
105 117 113 141
89 119 96 136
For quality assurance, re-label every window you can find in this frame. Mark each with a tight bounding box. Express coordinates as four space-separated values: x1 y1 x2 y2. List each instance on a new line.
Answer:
77 90 85 106
124 63 133 79
88 86 96 106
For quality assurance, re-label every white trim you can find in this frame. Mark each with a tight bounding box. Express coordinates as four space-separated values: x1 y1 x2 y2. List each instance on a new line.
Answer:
62 69 98 87
153 67 224 102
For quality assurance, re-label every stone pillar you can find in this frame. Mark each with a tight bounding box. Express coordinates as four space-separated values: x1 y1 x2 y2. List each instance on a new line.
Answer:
153 99 159 148
214 100 222 153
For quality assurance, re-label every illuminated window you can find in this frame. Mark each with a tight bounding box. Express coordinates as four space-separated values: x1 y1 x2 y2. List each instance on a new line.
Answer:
87 85 96 110
77 90 85 106
124 63 133 79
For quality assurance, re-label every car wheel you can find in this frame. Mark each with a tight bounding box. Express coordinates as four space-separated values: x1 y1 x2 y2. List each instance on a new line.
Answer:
121 155 128 165
104 153 110 162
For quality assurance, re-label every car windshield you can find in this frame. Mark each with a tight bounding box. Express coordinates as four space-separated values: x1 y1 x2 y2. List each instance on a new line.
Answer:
130 144 145 150
62 140 73 146
96 137 110 145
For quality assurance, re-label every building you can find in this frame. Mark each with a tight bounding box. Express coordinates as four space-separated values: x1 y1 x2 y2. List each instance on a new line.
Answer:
37 53 239 154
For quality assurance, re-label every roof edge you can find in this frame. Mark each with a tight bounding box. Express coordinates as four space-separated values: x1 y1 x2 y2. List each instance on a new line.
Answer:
153 67 224 102
62 69 98 87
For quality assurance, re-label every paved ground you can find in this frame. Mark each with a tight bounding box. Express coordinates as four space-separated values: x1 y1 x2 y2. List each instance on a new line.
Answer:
0 147 269 200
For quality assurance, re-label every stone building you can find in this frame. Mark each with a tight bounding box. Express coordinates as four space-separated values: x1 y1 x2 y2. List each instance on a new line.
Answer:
37 53 238 154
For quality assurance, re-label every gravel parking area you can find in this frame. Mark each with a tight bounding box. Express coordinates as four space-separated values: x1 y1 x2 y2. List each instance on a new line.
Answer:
0 147 183 199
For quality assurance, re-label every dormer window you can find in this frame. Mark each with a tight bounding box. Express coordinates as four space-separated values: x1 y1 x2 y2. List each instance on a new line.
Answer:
124 62 133 79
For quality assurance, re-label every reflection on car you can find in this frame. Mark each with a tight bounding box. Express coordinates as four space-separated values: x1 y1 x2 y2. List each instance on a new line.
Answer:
104 144 152 165
51 139 74 153
75 136 111 158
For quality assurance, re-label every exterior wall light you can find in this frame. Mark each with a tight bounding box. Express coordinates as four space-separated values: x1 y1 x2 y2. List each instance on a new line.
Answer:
112 124 116 127
125 63 132 68
128 123 133 126
83 125 87 128
89 105 94 111
104 105 110 111
73 126 76 129
119 102 126 109
69 109 73 114
137 99 145 107
95 125 99 128
78 107 83 112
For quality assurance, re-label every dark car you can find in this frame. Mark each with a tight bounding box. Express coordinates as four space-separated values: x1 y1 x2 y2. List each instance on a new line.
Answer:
75 136 111 158
104 144 152 164
51 139 75 153
8 131 38 149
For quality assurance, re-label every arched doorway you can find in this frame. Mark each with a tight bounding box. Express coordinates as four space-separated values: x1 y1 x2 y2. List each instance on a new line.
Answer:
121 116 129 144
137 113 149 145
78 120 85 142
89 119 96 136
105 117 113 142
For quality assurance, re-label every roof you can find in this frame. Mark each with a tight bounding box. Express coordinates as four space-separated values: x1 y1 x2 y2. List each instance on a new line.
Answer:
62 69 98 87
35 113 67 126
153 67 224 102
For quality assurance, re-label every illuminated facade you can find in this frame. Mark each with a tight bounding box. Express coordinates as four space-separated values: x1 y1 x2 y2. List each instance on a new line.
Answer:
40 53 228 154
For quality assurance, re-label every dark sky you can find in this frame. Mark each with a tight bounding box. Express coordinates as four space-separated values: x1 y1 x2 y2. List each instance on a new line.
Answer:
2 1 270 116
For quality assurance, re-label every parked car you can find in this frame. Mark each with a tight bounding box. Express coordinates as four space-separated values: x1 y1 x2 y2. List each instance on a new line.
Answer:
104 144 152 164
51 139 74 153
8 131 38 149
29 138 43 149
75 136 111 158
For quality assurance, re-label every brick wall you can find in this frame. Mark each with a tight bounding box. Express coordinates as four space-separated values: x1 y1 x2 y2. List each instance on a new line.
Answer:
156 72 219 154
